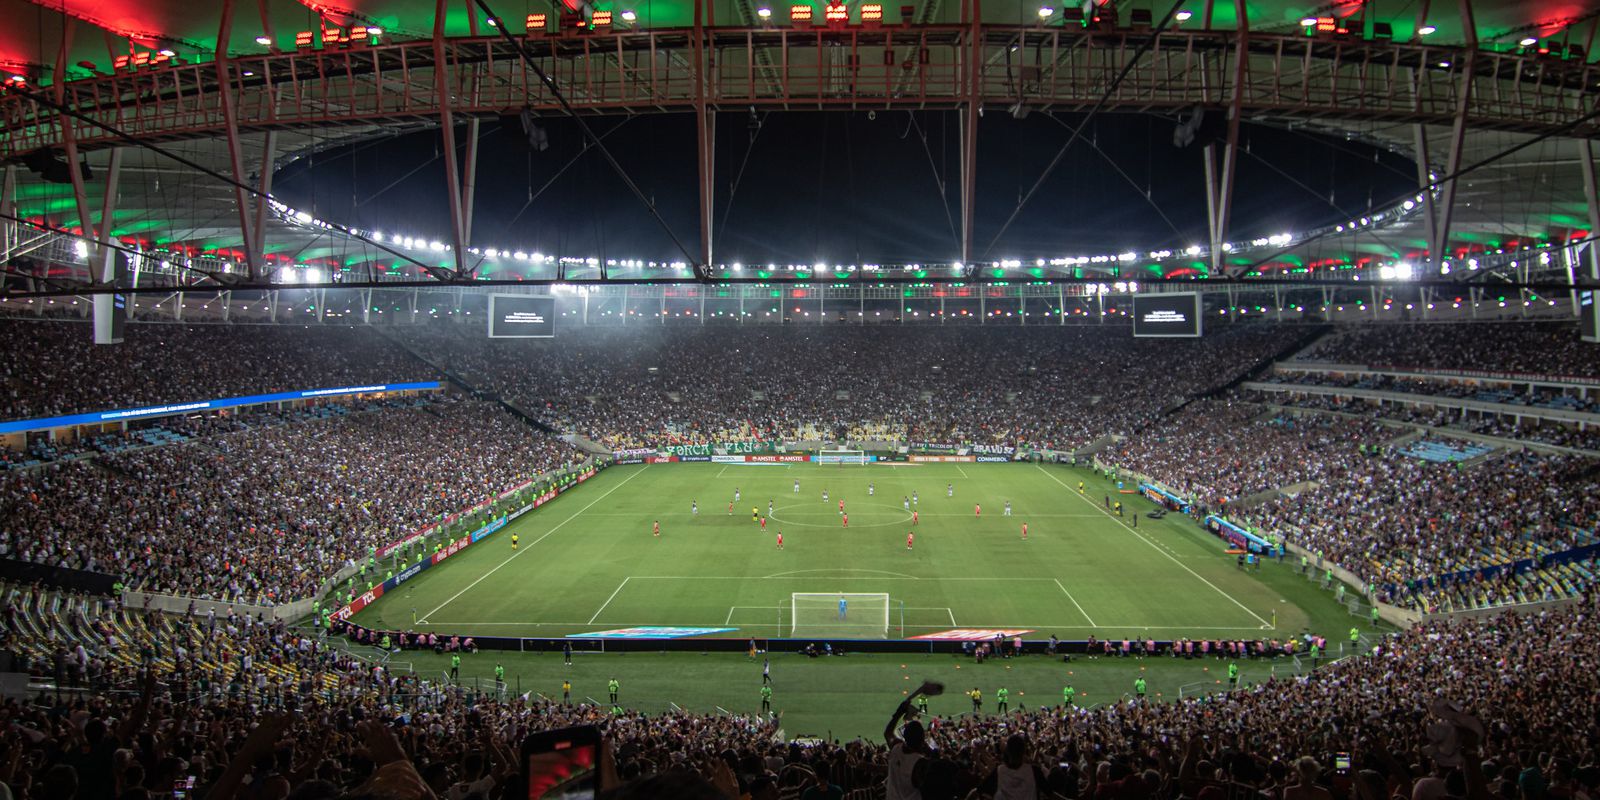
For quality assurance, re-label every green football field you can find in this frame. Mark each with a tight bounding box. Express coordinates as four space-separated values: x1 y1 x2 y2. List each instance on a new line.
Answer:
355 462 1328 640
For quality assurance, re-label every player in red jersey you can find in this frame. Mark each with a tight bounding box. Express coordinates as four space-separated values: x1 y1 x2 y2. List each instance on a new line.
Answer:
912 510 919 525
838 499 845 515
727 502 733 515
906 531 914 549
975 503 981 518
776 531 784 550
760 516 768 531
842 513 848 528
653 520 660 537
1021 522 1028 540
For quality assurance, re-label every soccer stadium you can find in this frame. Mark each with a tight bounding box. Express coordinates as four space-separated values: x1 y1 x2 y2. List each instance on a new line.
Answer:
2 0 1599 797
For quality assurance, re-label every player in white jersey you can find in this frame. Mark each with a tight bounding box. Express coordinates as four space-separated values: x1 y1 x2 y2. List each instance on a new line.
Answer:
692 500 698 516
947 483 953 498
734 488 741 502
1004 500 1011 516
869 482 875 496
794 479 800 494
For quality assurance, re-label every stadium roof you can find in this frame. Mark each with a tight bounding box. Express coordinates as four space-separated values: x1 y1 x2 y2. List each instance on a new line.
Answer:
1 0 1596 291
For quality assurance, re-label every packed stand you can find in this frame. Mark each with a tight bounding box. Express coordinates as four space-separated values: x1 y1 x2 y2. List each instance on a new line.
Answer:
1229 447 1600 611
0 320 436 420
1292 321 1600 379
1105 400 1393 509
0 586 1594 800
0 396 581 605
395 324 1296 452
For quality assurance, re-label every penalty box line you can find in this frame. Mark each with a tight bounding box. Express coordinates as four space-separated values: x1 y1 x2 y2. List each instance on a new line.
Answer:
723 605 959 626
1033 464 1274 629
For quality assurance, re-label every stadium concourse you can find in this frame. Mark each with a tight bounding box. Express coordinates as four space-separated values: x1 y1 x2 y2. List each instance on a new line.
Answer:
1 317 1599 798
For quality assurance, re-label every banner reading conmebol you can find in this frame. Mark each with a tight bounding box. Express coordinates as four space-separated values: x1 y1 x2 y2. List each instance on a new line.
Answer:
0 381 443 435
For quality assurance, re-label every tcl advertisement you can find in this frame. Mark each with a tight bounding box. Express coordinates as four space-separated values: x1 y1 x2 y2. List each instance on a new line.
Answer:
1132 292 1202 338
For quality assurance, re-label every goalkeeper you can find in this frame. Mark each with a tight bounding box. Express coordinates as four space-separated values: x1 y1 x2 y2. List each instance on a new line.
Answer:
884 680 941 800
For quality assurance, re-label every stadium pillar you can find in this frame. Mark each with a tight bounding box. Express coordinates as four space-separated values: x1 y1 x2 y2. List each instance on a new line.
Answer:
433 0 472 278
1431 0 1478 271
1019 294 1025 325
1411 126 1440 268
462 119 482 247
318 289 327 323
693 0 716 270
980 289 985 323
1579 139 1600 286
700 288 706 324
621 286 628 325
51 19 96 284
1058 285 1065 325
859 285 865 325
959 0 982 265
92 148 124 286
215 0 264 281
251 131 279 271
1206 0 1248 277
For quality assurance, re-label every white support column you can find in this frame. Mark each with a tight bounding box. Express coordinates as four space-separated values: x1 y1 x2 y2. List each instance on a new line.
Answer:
1580 139 1600 285
1431 0 1479 268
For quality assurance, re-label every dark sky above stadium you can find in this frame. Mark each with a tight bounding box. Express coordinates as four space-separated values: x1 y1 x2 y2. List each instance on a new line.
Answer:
274 111 1417 264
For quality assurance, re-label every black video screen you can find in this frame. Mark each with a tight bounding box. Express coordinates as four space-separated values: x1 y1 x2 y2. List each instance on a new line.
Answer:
488 295 556 338
1132 293 1202 338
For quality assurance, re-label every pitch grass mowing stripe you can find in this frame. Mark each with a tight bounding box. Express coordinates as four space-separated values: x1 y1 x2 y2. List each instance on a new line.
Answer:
417 465 651 623
1033 464 1273 628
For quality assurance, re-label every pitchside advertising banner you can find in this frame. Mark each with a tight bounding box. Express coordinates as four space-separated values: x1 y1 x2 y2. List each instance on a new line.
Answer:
0 381 443 435
487 295 555 338
1132 292 1203 338
333 467 596 622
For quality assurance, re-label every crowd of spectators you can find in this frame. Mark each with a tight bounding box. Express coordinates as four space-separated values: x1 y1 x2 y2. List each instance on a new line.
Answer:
0 320 435 420
1227 447 1600 608
394 324 1296 452
1105 400 1393 509
1293 321 1600 379
0 582 1594 800
1253 392 1600 453
0 396 580 605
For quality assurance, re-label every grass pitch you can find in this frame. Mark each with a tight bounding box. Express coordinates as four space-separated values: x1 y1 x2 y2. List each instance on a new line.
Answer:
357 463 1327 639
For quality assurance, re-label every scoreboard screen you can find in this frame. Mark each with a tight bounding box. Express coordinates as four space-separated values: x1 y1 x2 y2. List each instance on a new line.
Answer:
1132 292 1202 338
488 295 555 338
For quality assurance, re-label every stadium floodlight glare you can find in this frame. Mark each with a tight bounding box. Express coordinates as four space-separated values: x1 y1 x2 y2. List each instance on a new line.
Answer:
1174 9 1192 20
621 9 637 20
1038 5 1054 17
1520 36 1537 46
74 239 89 259
367 26 383 35
1417 23 1436 34
1300 17 1317 26
306 267 324 283
255 35 272 45
158 48 176 56
1395 262 1414 280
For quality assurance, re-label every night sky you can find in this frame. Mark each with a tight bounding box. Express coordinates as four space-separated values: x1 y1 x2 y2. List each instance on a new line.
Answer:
274 110 1418 264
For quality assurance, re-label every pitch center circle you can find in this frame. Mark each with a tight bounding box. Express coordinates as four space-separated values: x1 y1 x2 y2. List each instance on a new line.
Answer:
767 501 915 529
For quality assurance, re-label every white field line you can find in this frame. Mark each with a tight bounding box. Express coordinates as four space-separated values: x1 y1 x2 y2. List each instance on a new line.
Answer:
1034 465 1272 628
417 466 651 622
1054 578 1098 627
420 620 1275 631
588 577 631 624
955 465 970 479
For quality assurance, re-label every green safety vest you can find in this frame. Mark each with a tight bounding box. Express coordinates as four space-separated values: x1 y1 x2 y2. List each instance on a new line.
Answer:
1064 686 1075 700
608 680 619 693
1134 679 1146 693
997 688 1008 700
451 655 461 668
495 666 505 681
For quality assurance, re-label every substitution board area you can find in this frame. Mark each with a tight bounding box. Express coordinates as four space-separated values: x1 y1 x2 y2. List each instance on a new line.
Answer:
353 462 1290 641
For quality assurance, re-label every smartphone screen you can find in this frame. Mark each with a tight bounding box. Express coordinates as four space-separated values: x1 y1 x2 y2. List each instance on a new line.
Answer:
173 777 195 800
527 742 598 800
1334 753 1352 773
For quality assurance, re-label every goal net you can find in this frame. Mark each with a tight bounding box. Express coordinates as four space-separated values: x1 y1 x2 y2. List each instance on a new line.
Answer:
791 593 890 639
816 449 868 465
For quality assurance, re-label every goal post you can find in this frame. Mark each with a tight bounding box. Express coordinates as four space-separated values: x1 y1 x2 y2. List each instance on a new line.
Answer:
791 593 891 639
816 449 868 466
